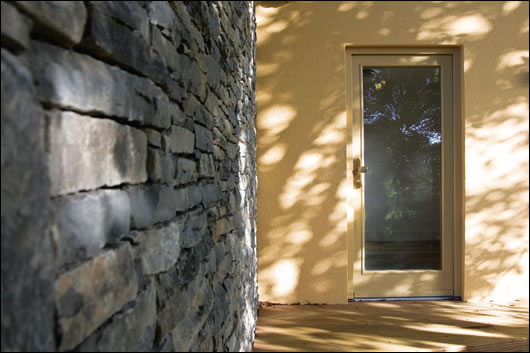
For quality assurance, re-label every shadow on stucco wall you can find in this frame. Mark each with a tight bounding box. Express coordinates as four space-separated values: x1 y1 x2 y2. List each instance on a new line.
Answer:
256 1 529 304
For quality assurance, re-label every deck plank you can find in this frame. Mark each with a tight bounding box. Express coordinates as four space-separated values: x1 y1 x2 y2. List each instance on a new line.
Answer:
254 301 529 352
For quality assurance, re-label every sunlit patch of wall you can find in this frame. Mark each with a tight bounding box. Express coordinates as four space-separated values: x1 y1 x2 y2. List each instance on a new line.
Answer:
257 1 528 304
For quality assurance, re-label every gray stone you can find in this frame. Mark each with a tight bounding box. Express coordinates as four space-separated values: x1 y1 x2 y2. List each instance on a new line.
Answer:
214 126 228 146
56 244 138 351
83 9 168 85
213 218 233 242
199 153 216 178
229 190 238 212
195 124 214 152
132 222 181 275
155 286 189 342
1 48 55 352
148 1 177 34
226 142 239 159
168 101 189 128
166 126 195 154
177 54 206 100
2 2 260 352
184 94 214 129
127 184 177 229
177 209 208 249
154 266 179 306
15 1 86 46
204 90 220 116
202 183 220 208
213 145 226 161
169 2 204 54
145 128 162 147
164 76 188 103
205 55 222 90
78 283 156 352
175 158 197 185
151 26 179 71
154 334 174 352
174 185 203 212
89 1 150 42
160 133 171 153
27 41 170 129
196 319 214 352
1 2 32 50
54 189 130 267
48 110 147 195
227 333 239 352
147 148 162 182
160 151 176 184
170 277 213 351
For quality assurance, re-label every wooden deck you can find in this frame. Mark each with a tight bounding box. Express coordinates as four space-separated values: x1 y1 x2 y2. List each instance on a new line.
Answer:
254 300 529 352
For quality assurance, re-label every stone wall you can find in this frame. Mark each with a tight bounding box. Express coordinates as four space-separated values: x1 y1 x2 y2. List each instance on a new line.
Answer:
1 1 257 351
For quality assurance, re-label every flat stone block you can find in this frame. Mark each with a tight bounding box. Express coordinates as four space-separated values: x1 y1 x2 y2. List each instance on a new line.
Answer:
174 185 202 212
15 1 86 46
1 48 55 352
56 243 138 351
83 9 168 85
128 184 177 229
175 158 197 185
54 189 130 267
89 1 149 42
195 124 214 153
177 209 208 249
27 41 170 129
48 110 147 195
1 2 32 50
167 126 195 154
132 221 181 275
199 153 215 178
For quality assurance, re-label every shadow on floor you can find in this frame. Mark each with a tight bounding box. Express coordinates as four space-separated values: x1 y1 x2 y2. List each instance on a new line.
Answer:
254 300 529 352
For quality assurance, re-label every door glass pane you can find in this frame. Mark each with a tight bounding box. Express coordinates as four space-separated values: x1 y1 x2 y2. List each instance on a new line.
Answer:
362 67 441 270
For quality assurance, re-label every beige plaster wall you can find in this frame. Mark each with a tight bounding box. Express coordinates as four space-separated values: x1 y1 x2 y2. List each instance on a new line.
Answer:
256 1 529 304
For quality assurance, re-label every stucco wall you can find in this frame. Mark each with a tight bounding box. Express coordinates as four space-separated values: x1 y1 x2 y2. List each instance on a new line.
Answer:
1 1 257 351
256 1 529 304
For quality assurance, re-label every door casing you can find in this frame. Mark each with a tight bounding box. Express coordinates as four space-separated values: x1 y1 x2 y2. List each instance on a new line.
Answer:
345 47 464 299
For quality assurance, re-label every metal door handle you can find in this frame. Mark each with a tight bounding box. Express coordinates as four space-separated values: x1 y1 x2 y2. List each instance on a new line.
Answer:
353 158 368 189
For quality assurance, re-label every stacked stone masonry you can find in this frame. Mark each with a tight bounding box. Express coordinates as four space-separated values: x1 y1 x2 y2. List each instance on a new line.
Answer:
1 1 257 352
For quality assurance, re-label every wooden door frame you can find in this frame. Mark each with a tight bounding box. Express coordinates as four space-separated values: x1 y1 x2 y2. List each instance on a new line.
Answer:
345 46 464 299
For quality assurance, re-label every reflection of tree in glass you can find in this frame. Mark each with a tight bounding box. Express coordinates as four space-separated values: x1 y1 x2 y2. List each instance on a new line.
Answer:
363 67 441 241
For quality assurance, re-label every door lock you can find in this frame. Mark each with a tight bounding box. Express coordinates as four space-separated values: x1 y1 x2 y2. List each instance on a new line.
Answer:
353 158 368 189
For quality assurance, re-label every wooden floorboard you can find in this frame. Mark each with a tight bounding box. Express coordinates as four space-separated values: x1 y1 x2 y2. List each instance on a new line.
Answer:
254 300 529 352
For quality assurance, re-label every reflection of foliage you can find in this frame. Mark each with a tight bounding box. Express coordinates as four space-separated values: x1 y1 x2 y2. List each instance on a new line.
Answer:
363 67 441 239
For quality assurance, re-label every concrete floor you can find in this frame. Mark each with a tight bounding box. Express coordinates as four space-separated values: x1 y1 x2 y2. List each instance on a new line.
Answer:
254 300 529 352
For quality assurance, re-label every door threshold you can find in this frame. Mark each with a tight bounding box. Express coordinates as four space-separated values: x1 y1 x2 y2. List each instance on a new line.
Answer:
349 296 461 302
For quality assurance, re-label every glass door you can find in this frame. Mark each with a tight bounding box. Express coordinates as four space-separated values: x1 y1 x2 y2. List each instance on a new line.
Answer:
351 55 454 298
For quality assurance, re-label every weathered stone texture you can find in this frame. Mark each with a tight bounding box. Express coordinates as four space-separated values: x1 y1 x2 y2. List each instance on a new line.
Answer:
14 1 87 46
1 1 257 352
89 1 150 42
131 222 181 275
56 243 138 351
48 110 147 195
128 184 177 229
78 283 157 352
54 189 131 267
1 2 32 50
27 41 170 129
1 48 55 352
174 185 203 212
175 157 198 185
82 7 167 84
